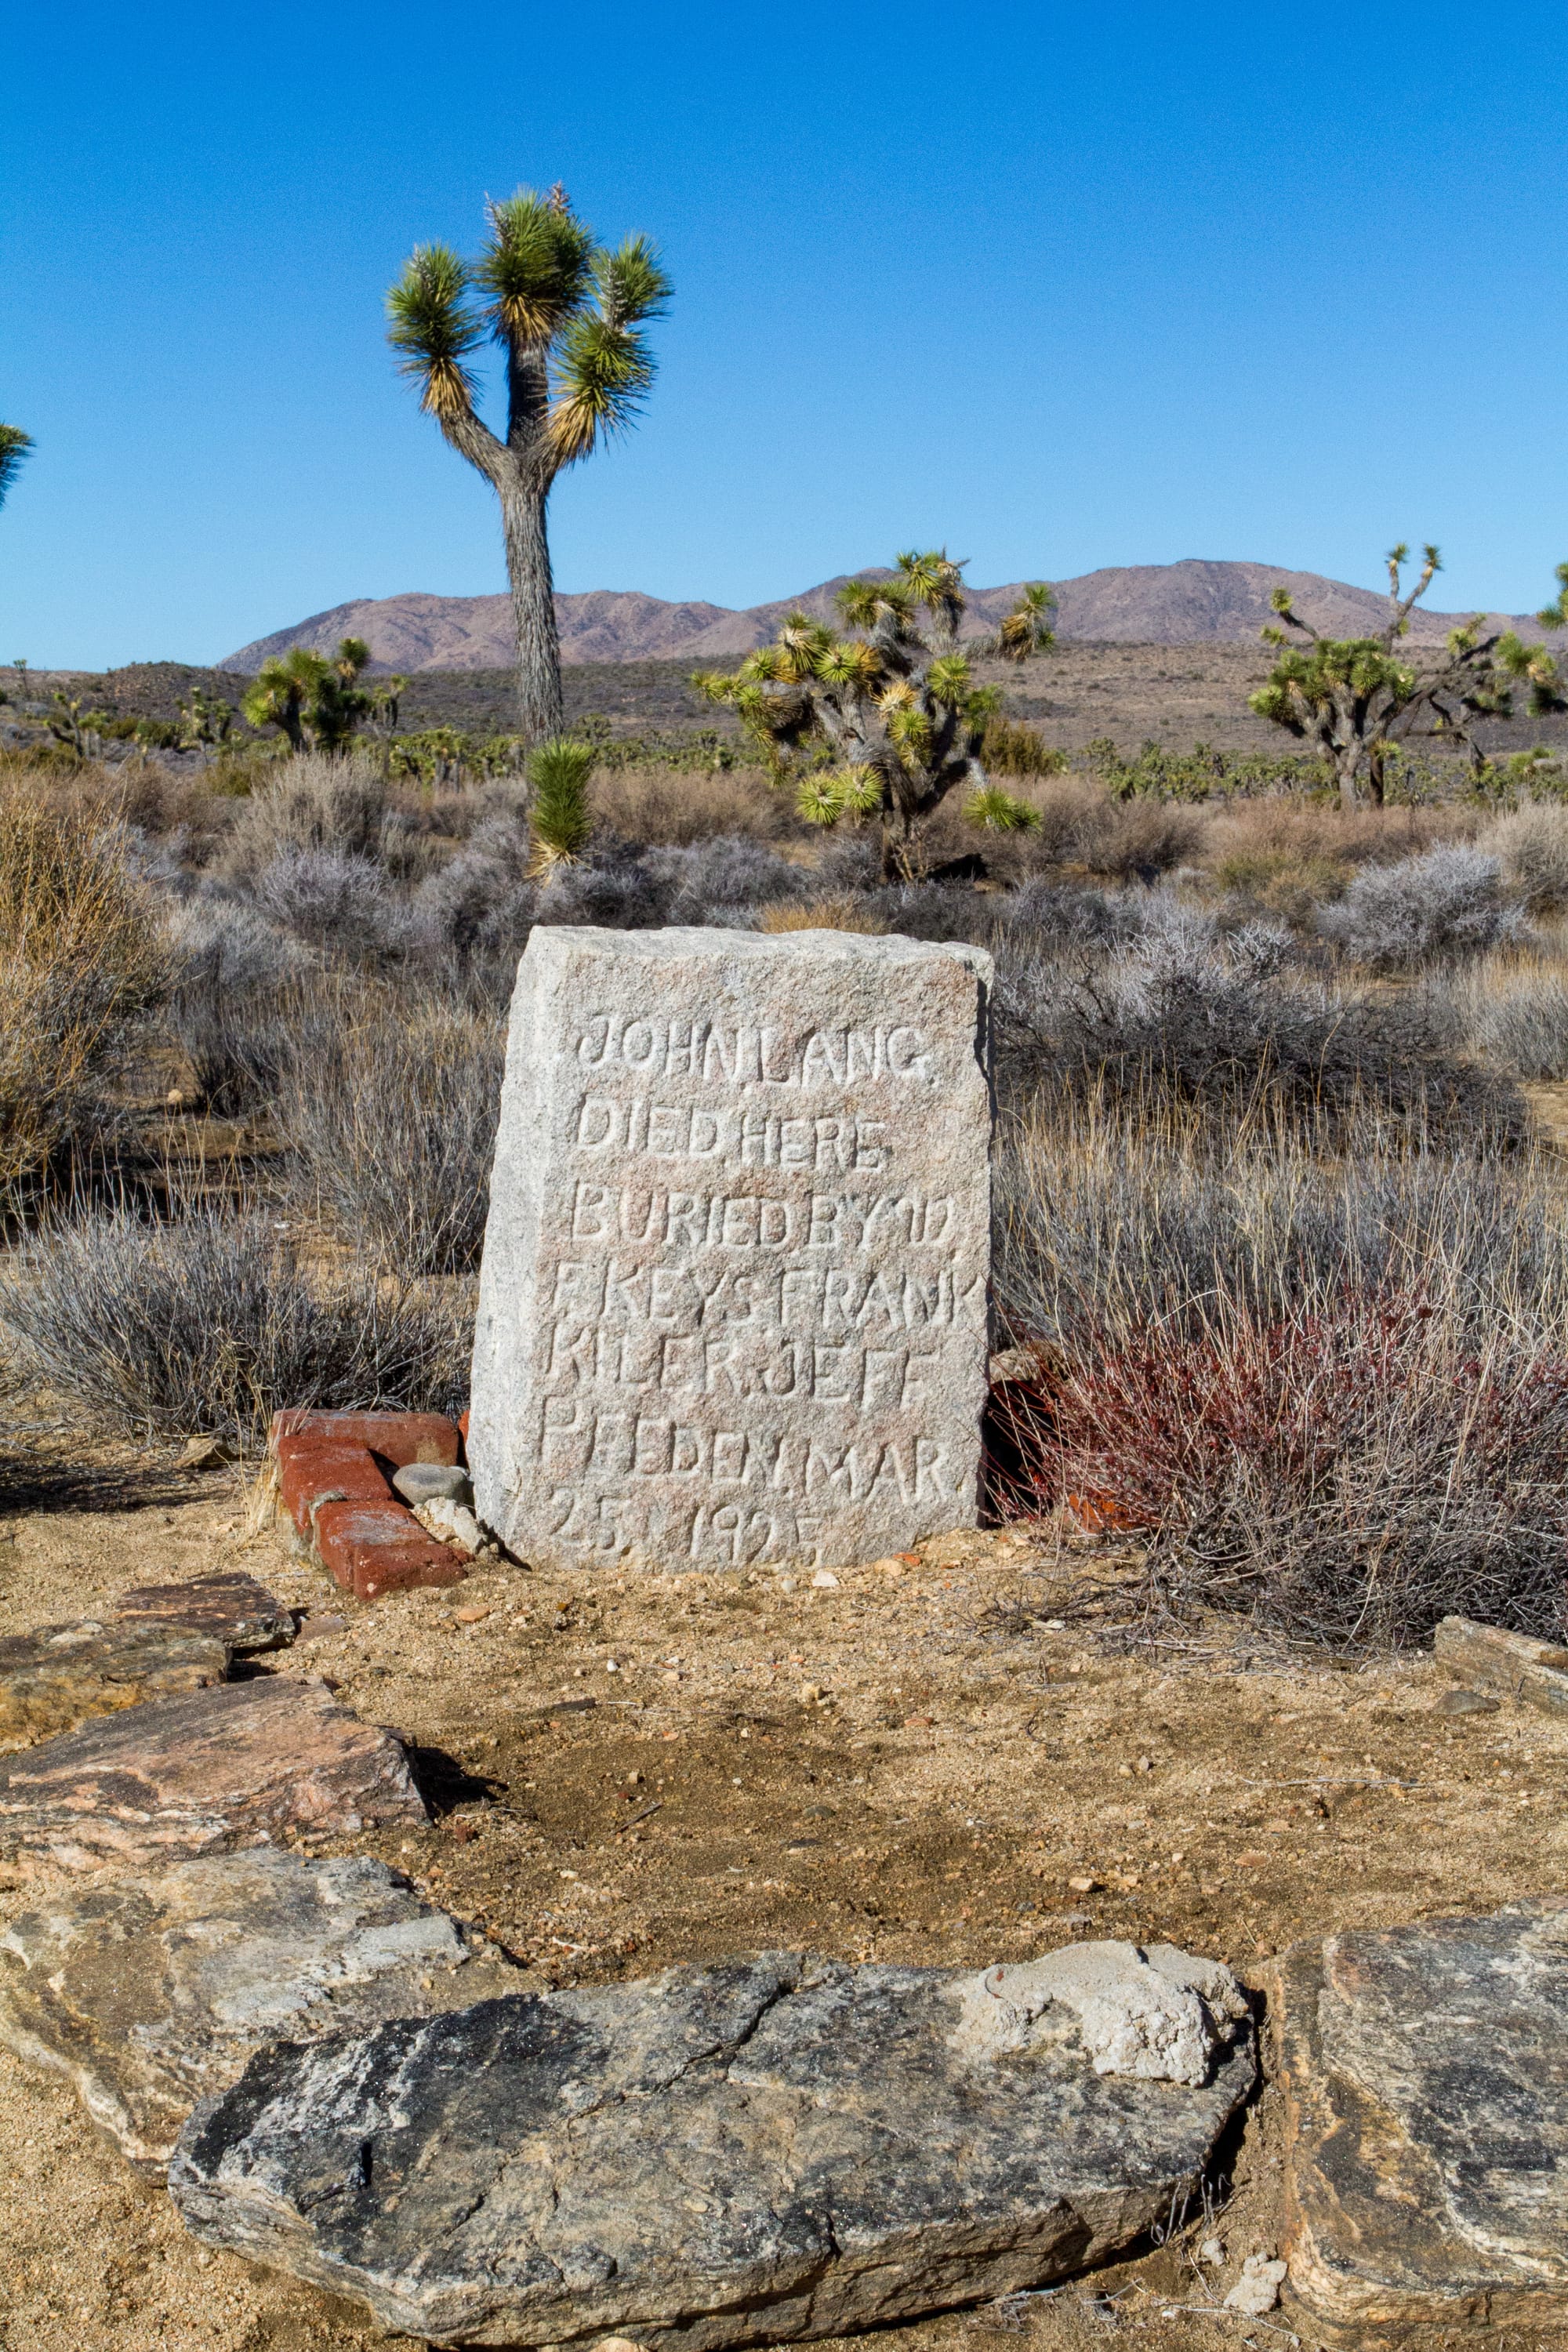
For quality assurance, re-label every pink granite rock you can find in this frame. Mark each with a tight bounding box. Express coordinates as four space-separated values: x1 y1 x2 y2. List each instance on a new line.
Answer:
0 1677 427 1875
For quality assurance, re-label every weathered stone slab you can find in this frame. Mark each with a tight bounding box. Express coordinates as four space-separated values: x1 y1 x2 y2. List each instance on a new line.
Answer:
469 927 993 1572
0 1618 228 1754
114 1569 294 1653
0 1852 518 2171
1435 1613 1568 1719
0 1676 427 1875
170 1943 1254 2349
1271 1902 1568 2341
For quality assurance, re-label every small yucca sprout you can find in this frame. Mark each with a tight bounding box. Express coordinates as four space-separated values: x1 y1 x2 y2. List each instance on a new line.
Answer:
964 784 1043 833
527 736 595 877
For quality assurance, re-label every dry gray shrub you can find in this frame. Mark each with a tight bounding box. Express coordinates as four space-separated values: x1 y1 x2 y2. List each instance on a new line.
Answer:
410 804 536 978
222 752 388 885
162 901 321 1112
648 835 808 924
1319 844 1529 969
0 1206 470 1440
994 895 1517 1141
251 847 408 964
278 995 505 1276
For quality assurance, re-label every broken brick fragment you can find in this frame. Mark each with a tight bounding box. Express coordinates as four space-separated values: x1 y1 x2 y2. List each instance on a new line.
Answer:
277 1440 392 1534
314 1501 466 1602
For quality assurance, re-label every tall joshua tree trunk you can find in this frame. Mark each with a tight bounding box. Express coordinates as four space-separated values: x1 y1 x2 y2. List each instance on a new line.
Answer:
499 470 564 740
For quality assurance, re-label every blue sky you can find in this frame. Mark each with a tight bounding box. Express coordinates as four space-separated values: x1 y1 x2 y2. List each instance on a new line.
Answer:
4 1 1566 668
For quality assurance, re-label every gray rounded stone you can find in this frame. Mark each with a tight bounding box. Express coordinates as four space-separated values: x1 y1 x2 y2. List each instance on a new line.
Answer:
392 1462 474 1507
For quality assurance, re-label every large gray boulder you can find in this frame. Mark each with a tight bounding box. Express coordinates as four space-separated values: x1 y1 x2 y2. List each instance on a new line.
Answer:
0 1851 518 2171
1272 1901 1568 2339
171 1944 1254 2349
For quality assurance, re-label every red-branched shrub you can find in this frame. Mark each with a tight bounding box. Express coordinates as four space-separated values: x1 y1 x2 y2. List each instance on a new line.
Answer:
989 1291 1568 1649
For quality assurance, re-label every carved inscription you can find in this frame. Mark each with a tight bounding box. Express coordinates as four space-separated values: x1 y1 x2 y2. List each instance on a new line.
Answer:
467 931 993 1570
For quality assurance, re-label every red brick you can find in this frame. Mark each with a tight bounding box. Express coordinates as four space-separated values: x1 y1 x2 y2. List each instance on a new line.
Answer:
313 1501 465 1602
270 1410 460 1469
277 1440 390 1536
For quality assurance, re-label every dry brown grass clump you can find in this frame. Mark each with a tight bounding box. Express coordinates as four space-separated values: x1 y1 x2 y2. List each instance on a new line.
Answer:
1478 803 1568 913
757 895 891 934
0 765 167 1196
278 986 506 1275
589 763 798 846
1204 794 1468 871
1443 946 1568 1081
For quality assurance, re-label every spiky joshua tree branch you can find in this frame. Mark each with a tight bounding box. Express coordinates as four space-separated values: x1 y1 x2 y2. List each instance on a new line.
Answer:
694 553 1056 877
387 187 670 742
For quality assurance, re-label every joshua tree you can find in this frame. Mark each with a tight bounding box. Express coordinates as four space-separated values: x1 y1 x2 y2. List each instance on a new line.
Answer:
387 186 670 742
1250 544 1566 808
695 553 1055 876
0 425 32 512
241 637 371 753
176 686 240 750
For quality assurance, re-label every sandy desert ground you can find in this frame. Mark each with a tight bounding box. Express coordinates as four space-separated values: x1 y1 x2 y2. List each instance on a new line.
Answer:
0 1422 1557 2352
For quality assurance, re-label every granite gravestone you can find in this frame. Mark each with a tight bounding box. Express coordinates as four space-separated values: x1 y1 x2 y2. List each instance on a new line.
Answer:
468 927 992 1572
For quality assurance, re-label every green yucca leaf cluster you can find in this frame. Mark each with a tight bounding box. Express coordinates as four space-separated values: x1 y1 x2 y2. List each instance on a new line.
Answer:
0 423 33 513
526 735 595 877
964 785 1043 833
387 188 670 470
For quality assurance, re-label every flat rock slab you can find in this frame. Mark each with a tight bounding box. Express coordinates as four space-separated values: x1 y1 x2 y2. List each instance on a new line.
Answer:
0 1676 427 1875
114 1569 294 1653
1436 1613 1568 1719
0 1851 518 2171
0 1618 228 1754
468 927 994 1573
171 1947 1254 2349
1272 1901 1568 2340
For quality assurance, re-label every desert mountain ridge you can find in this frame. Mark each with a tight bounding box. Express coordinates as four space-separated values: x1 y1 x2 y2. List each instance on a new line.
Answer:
223 558 1551 673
